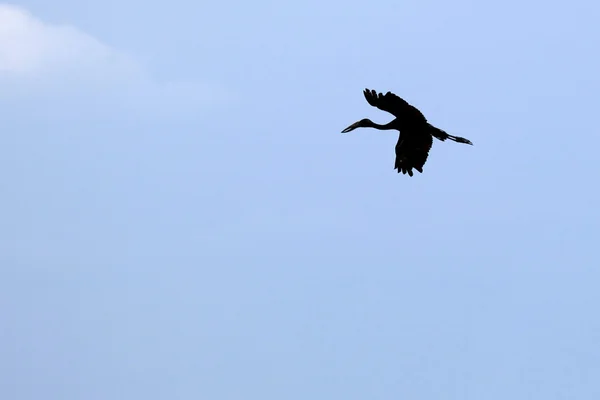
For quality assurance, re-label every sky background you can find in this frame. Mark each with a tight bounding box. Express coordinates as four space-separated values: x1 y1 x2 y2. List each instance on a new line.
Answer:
1 1 600 399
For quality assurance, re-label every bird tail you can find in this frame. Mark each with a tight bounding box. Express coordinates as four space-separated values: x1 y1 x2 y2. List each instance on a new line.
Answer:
427 123 473 145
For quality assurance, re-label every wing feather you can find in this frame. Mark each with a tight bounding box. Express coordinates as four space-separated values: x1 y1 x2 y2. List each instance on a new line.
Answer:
363 89 427 124
394 130 433 176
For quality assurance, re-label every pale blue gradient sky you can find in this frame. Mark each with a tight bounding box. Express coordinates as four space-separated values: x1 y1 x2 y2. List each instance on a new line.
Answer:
2 1 600 399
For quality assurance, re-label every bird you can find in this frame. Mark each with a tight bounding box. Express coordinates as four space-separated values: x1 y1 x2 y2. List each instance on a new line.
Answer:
341 89 473 176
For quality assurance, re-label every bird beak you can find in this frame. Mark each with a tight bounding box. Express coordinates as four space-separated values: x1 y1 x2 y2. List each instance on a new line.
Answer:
341 121 361 133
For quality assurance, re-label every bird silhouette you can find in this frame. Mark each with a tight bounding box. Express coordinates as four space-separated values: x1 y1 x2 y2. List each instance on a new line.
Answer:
342 89 473 176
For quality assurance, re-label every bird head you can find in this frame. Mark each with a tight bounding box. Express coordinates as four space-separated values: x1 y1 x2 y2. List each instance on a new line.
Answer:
341 118 372 133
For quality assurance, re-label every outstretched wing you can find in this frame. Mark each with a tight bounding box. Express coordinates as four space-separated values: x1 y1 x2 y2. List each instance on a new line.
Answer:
394 130 433 176
363 89 427 123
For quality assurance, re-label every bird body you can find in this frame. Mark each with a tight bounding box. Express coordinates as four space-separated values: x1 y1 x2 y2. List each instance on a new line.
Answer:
341 89 473 176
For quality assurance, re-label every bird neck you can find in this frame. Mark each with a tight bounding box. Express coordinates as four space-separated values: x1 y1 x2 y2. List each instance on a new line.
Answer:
366 120 396 130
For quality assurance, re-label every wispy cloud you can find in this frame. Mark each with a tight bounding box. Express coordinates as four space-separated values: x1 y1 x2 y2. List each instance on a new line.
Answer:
0 4 144 82
0 4 232 114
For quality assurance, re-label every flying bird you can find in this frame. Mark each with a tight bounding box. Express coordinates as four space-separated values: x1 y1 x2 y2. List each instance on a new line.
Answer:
341 89 473 176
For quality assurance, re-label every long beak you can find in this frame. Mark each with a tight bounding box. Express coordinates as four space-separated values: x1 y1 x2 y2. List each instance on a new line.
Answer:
341 121 361 133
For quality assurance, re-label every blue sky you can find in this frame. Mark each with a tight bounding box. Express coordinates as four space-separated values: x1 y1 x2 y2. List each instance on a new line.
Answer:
2 1 599 399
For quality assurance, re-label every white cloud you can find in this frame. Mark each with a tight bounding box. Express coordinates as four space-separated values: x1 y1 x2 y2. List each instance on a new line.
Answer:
0 4 232 114
0 4 143 81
